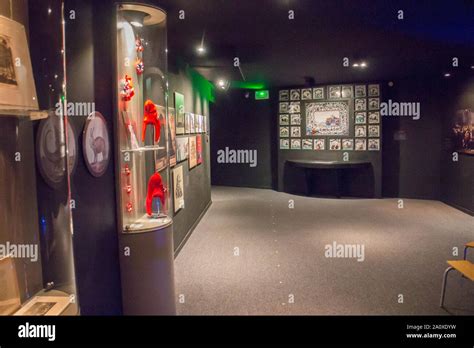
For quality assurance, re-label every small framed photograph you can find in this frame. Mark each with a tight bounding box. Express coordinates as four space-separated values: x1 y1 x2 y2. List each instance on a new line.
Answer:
290 89 301 100
342 138 354 150
290 114 301 125
279 102 289 113
368 98 380 110
291 126 301 137
280 139 290 149
368 111 380 124
289 102 301 113
355 98 367 111
280 126 289 137
368 125 380 137
341 85 353 98
279 114 289 125
355 125 367 137
291 139 301 149
302 139 313 150
314 138 325 150
368 84 380 97
355 85 366 98
368 138 380 151
279 90 289 101
329 139 341 150
328 86 341 99
355 112 366 124
313 87 325 99
301 88 312 100
355 139 367 151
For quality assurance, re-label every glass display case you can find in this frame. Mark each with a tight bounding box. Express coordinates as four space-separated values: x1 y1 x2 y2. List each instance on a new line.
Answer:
115 3 172 233
0 0 78 316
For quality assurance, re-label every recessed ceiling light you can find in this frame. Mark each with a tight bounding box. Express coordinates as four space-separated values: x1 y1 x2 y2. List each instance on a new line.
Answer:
196 46 206 55
471 65 474 69
444 73 451 77
360 62 367 68
130 21 143 28
48 8 52 15
353 63 359 67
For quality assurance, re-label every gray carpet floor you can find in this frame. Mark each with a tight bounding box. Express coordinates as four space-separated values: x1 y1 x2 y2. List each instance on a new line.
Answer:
175 186 474 315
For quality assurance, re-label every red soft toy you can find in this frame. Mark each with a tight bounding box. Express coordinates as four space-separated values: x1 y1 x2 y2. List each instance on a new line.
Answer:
146 172 166 216
142 100 161 142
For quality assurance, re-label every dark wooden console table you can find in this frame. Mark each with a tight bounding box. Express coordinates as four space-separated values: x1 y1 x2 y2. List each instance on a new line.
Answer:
287 160 372 198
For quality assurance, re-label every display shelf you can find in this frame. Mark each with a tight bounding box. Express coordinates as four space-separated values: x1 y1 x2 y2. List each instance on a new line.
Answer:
0 109 49 120
120 145 166 153
123 213 172 233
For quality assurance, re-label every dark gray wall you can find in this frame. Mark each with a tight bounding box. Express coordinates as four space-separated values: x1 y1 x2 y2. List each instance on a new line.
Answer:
168 67 212 252
441 76 474 215
210 90 273 189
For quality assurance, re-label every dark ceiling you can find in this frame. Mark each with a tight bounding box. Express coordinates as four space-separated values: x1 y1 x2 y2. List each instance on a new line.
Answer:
155 0 474 88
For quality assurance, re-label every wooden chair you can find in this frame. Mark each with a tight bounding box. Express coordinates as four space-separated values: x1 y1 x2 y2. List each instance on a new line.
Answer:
440 242 474 308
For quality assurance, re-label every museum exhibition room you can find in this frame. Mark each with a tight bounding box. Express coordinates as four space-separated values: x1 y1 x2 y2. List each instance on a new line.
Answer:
0 0 474 342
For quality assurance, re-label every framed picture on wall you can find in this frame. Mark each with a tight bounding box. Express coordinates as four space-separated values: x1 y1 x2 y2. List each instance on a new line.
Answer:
301 88 312 100
355 139 367 151
368 84 380 97
452 109 474 154
290 89 300 100
279 114 289 125
174 92 185 134
355 125 367 137
280 126 289 137
355 112 366 124
341 85 353 98
313 87 325 99
368 138 380 151
290 114 301 125
305 101 350 136
355 85 366 98
188 136 197 169
280 139 289 149
176 137 189 162
172 165 185 213
314 138 325 150
302 139 313 150
368 111 380 124
342 138 354 150
328 86 341 99
279 102 289 113
355 98 367 111
196 135 203 164
368 125 380 137
368 98 380 110
290 126 301 137
184 112 192 134
0 16 39 111
289 102 301 113
279 90 289 101
168 107 177 167
290 139 301 149
329 139 341 150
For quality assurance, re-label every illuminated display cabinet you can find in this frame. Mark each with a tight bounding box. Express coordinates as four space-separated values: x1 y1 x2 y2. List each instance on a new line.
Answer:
114 3 176 315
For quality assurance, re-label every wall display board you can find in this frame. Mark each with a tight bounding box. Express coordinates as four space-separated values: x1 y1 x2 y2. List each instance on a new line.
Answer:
174 92 185 134
176 136 188 162
277 83 382 197
188 136 197 169
172 165 185 213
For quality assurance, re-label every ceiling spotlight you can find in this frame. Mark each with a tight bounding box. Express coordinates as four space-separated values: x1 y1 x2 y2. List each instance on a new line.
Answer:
48 8 52 15
444 73 451 77
353 63 359 67
130 21 143 28
470 66 474 69
360 62 367 68
216 79 229 91
196 46 206 55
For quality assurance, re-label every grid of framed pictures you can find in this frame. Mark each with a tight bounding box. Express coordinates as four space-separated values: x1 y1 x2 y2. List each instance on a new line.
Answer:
184 112 207 134
278 84 381 151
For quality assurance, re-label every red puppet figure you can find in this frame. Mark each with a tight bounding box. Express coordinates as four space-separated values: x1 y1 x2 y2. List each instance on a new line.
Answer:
142 100 161 143
146 172 166 216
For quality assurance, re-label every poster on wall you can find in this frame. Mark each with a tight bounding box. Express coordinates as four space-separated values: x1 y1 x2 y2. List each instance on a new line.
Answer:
168 107 177 167
172 165 185 213
305 101 350 136
452 109 474 155
0 16 38 111
174 92 185 134
185 112 193 134
188 136 197 169
155 105 168 171
196 135 203 164
176 137 188 162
